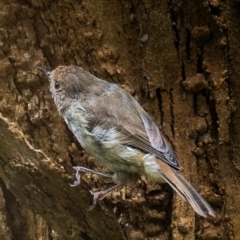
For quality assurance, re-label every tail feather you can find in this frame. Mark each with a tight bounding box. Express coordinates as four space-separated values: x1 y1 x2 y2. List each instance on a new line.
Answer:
156 161 215 217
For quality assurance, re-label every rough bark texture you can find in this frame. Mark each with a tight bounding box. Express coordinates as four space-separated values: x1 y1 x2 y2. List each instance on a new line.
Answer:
0 0 239 239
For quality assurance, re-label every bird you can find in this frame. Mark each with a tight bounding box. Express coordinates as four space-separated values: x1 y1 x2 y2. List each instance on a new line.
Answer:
38 65 215 217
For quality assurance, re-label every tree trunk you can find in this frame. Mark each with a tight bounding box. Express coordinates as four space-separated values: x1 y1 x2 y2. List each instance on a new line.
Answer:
0 0 239 239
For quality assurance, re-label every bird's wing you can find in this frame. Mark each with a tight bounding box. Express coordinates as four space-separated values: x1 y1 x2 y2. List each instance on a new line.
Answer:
138 108 180 170
84 84 181 171
118 109 181 171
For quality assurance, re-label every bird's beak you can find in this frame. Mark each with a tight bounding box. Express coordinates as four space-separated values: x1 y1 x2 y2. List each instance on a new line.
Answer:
38 67 51 79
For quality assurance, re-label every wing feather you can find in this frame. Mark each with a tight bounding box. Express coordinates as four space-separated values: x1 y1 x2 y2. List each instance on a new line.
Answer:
119 125 180 171
138 109 180 170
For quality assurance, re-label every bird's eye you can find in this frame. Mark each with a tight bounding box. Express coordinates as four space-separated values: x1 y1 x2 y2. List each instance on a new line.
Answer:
54 82 61 91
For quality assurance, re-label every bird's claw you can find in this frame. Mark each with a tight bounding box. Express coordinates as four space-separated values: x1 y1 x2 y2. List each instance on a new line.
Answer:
69 167 81 187
88 190 105 211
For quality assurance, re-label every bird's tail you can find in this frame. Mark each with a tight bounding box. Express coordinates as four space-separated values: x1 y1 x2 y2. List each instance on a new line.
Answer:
157 160 215 218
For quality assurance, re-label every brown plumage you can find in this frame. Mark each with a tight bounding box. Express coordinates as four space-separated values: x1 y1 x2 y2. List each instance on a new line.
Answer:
39 65 215 218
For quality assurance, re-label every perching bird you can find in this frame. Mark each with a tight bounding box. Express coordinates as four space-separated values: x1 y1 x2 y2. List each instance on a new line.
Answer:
39 65 215 217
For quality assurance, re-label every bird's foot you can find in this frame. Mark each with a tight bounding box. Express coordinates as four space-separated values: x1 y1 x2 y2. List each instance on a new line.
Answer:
88 183 125 210
70 166 113 187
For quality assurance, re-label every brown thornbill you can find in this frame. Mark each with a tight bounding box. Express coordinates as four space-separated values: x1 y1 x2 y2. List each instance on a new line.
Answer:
38 65 215 217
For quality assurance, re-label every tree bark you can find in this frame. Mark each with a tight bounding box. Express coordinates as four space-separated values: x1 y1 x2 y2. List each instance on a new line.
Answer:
0 0 239 239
